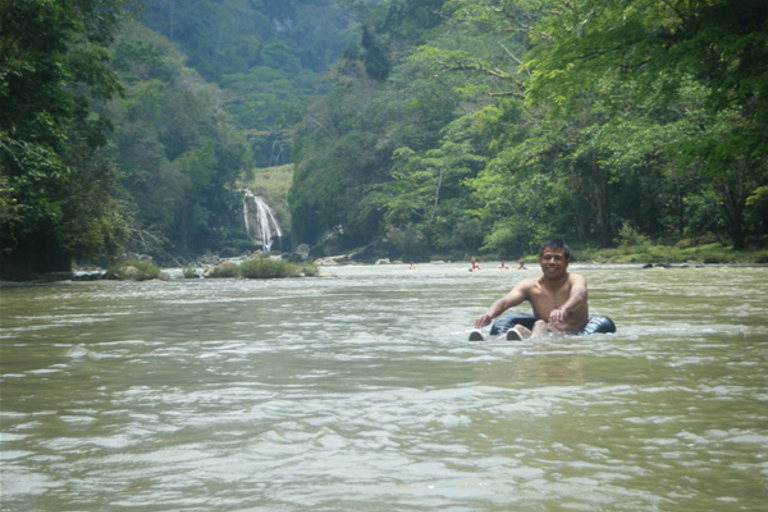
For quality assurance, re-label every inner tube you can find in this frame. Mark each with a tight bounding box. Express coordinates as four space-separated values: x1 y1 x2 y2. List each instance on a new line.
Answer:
490 314 536 335
490 314 616 336
578 315 616 335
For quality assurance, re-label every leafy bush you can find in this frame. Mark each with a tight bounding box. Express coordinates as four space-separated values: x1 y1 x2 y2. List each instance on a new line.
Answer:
615 221 651 252
299 262 320 277
204 261 239 278
237 256 318 279
237 257 295 279
182 266 200 278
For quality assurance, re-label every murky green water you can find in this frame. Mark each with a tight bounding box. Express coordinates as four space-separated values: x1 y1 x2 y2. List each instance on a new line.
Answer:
2 264 767 511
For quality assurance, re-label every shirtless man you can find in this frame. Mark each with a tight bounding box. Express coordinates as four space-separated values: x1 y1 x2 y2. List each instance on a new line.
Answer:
472 240 588 340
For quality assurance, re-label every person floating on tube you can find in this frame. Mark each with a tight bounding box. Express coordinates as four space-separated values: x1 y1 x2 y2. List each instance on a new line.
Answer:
471 240 591 341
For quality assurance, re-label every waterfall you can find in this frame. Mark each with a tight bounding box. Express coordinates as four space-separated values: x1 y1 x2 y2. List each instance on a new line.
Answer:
243 190 282 252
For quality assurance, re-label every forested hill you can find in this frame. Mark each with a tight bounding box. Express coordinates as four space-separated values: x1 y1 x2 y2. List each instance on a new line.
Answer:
139 0 360 167
2 1 767 279
1 0 360 278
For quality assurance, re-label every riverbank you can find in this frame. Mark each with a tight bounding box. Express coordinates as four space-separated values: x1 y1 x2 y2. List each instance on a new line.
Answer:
3 239 766 284
582 243 767 265
512 241 768 265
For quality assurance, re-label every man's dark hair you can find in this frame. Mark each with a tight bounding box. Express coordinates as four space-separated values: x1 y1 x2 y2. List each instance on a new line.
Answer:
539 239 570 259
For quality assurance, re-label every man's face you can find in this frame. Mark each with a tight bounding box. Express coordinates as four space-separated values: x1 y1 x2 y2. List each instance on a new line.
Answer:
539 247 569 279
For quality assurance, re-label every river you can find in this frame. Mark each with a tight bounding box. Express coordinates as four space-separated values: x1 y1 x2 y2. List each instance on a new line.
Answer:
1 263 767 511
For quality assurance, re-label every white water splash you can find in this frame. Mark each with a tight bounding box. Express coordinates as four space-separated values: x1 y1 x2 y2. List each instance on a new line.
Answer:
243 190 282 251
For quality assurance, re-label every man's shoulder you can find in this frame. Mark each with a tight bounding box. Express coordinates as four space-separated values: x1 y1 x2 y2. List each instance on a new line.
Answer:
520 276 547 294
509 276 539 295
568 272 587 284
517 276 541 287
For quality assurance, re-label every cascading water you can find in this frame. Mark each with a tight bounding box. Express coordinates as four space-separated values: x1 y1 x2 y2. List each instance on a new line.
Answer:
243 190 282 251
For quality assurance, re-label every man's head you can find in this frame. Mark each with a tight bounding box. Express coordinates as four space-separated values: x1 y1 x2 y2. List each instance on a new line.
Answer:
539 239 570 259
538 240 570 279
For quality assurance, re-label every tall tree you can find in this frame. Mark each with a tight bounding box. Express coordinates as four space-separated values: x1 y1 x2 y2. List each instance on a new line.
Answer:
0 0 136 278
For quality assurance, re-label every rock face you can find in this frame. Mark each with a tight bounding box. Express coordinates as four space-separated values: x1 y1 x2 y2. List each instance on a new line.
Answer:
122 266 143 280
313 254 351 266
294 244 310 260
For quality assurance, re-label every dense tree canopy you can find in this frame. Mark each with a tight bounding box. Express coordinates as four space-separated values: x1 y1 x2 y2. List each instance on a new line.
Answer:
517 0 768 249
0 0 137 278
290 0 768 259
2 0 766 278
1 0 358 277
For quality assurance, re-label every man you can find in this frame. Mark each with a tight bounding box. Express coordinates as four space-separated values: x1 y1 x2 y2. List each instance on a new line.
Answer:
471 240 588 340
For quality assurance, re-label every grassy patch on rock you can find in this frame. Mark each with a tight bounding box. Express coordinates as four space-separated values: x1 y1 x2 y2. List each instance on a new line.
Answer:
237 256 318 279
204 261 239 278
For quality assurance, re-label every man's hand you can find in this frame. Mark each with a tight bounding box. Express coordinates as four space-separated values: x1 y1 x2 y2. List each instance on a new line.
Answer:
474 313 493 329
549 307 566 325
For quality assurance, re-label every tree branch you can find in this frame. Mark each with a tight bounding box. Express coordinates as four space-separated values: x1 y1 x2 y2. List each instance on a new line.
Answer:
498 42 531 77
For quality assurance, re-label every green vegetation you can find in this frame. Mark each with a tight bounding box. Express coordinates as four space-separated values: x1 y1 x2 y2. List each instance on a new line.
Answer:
246 165 294 201
290 0 768 262
575 241 768 266
237 256 318 279
202 256 318 279
1 0 135 279
106 22 252 262
2 0 766 280
139 0 358 167
182 266 200 279
205 262 239 278
1 1 352 280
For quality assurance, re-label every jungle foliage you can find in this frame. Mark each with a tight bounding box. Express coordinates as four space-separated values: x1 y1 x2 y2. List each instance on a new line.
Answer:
139 0 360 167
1 0 137 278
2 0 767 279
290 0 768 260
104 21 253 263
1 0 357 277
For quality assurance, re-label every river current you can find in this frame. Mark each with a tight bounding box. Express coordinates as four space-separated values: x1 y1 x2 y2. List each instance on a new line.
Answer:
1 263 767 511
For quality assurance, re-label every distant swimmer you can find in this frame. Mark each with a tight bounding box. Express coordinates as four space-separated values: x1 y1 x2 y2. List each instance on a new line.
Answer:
470 257 481 272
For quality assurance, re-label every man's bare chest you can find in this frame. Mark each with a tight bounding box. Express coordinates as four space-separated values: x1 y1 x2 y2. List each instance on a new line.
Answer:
527 282 569 313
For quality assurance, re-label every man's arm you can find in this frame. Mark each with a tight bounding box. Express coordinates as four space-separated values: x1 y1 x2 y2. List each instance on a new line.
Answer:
548 274 587 325
474 281 530 328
